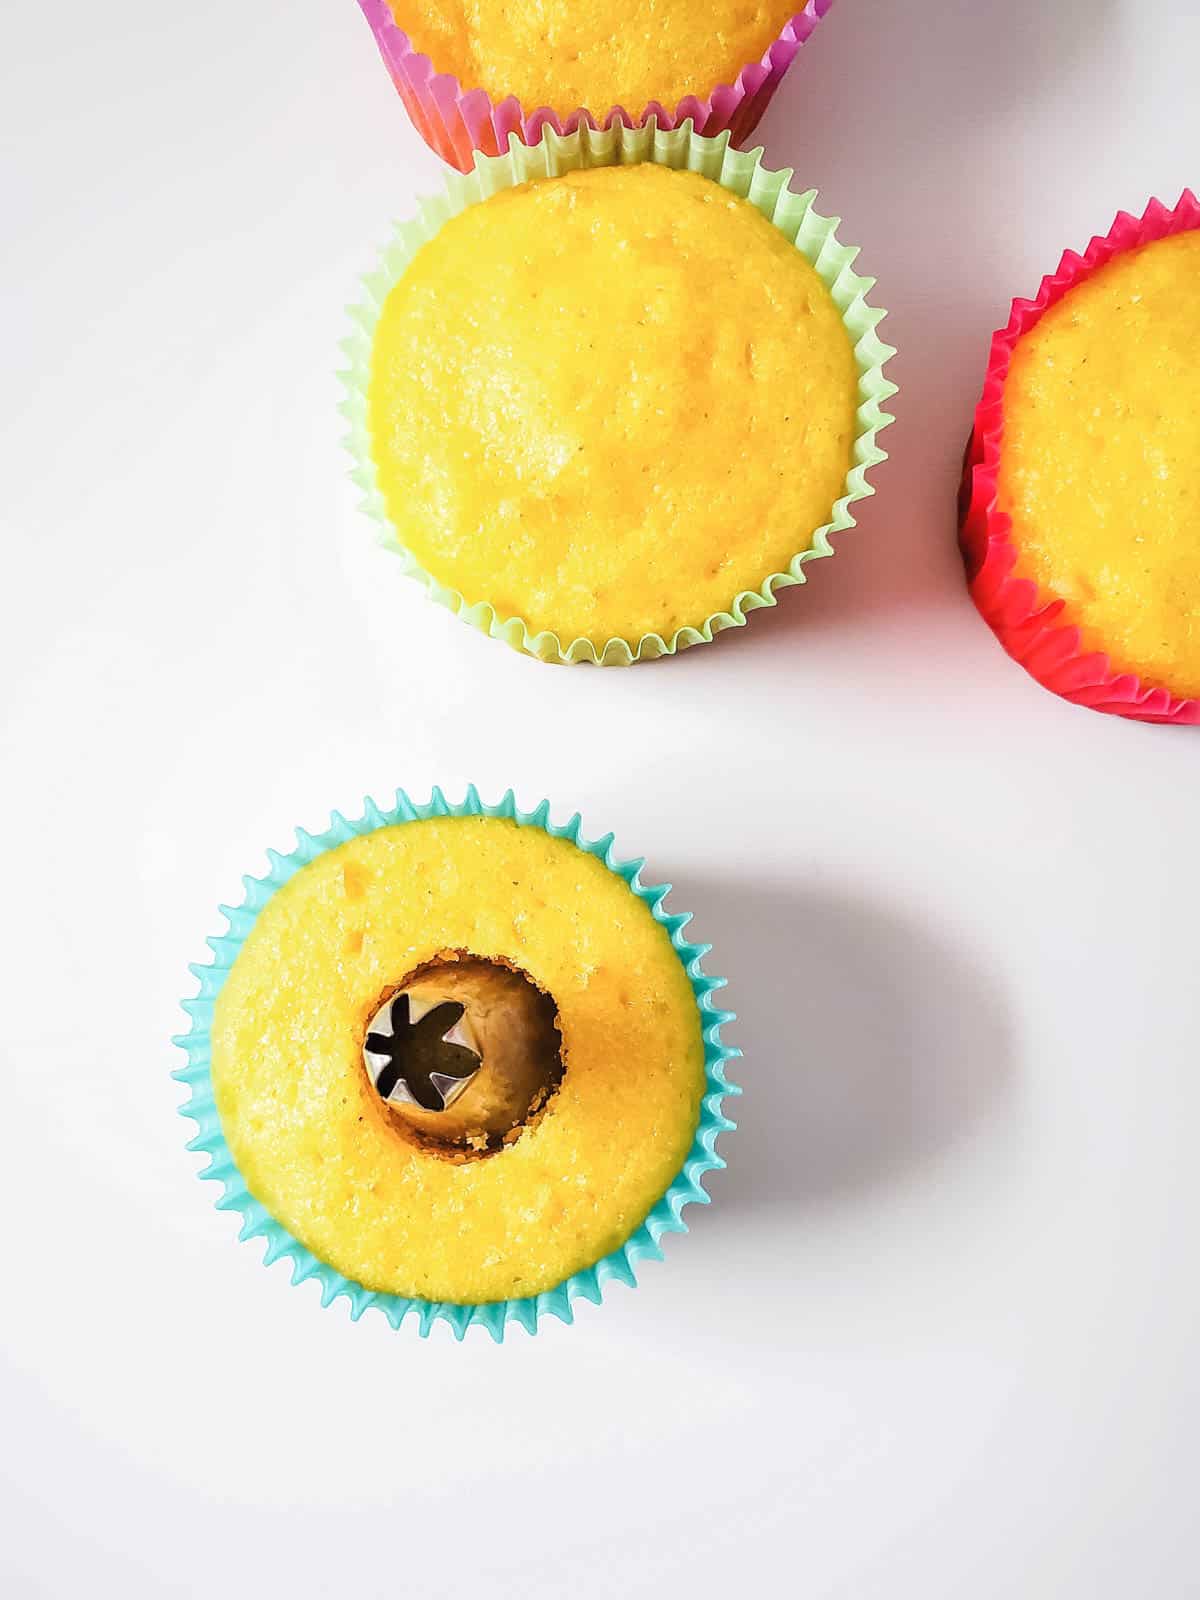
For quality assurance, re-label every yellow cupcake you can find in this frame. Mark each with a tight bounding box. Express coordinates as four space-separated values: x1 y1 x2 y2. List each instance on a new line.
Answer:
387 0 800 115
998 229 1200 700
368 162 858 654
210 815 706 1306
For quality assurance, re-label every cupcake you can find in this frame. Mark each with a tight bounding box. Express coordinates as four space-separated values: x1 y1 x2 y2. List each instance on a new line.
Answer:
960 191 1200 723
175 789 738 1340
343 121 896 665
357 0 833 172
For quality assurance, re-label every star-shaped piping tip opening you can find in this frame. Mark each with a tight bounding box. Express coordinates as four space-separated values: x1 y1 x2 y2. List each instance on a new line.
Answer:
365 994 481 1111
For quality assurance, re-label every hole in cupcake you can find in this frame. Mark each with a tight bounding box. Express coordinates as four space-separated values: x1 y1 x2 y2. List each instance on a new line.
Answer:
361 953 563 1159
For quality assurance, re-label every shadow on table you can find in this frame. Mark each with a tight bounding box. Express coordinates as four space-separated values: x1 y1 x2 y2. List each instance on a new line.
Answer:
679 874 1016 1213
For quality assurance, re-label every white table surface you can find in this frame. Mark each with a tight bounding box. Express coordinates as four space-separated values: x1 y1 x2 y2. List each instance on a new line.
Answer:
3 2 1199 1595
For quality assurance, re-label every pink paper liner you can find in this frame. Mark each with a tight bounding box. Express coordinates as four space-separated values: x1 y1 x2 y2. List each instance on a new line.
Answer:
357 0 834 172
959 190 1200 725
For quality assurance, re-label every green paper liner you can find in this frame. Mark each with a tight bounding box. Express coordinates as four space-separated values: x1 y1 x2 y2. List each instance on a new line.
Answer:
341 119 897 665
173 786 739 1341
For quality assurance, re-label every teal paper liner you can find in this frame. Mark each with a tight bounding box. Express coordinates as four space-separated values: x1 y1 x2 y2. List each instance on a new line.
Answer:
174 786 739 1341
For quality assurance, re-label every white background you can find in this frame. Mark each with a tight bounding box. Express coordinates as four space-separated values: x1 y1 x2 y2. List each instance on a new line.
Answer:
3 1 1199 1594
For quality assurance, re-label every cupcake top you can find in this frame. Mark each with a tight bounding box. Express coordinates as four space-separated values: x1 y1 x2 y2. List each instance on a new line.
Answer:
368 163 858 651
387 1 800 114
211 816 704 1305
998 229 1200 699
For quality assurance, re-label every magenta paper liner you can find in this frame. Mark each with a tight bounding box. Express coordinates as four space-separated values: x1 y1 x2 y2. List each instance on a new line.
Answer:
357 0 834 171
959 190 1200 725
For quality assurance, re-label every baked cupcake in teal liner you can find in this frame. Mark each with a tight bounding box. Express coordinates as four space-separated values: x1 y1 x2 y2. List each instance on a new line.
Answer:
174 786 738 1341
